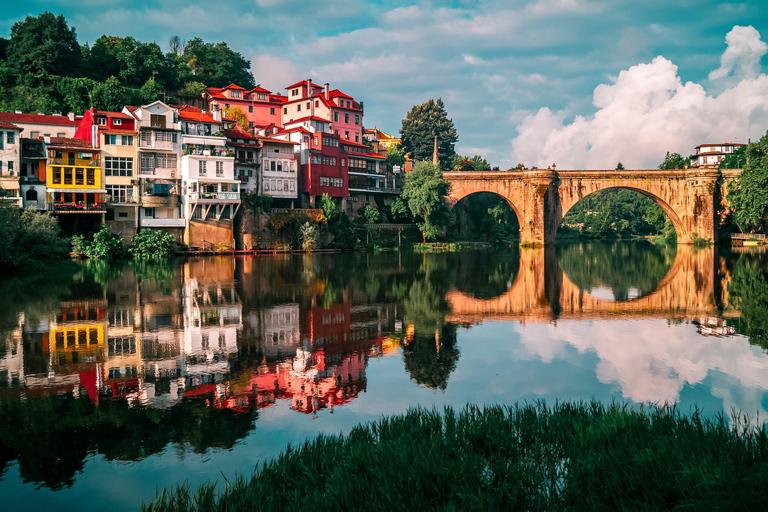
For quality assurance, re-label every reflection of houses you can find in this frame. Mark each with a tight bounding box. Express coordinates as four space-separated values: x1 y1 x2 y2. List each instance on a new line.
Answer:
0 121 23 207
693 317 737 337
0 316 24 388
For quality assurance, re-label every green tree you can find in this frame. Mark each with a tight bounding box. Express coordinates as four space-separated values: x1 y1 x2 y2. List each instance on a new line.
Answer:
85 227 128 259
720 145 747 170
177 81 207 98
387 144 406 169
139 78 162 103
300 222 319 251
388 197 409 223
400 98 458 169
401 162 452 242
320 193 340 223
658 152 688 170
6 12 81 77
91 76 130 112
183 38 255 88
363 205 380 224
727 132 768 232
616 162 625 170
129 229 176 258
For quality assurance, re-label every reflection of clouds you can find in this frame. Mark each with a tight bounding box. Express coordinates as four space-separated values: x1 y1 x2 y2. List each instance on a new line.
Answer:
516 319 768 417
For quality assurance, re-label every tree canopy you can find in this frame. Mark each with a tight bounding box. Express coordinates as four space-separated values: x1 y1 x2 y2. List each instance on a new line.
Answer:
0 12 255 114
658 152 689 170
400 98 458 169
727 132 768 233
401 161 453 241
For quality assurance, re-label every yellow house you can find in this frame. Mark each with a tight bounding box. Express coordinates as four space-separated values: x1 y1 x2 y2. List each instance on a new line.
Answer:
45 137 106 213
48 300 107 368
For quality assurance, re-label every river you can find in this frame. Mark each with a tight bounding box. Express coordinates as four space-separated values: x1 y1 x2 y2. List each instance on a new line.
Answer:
0 242 767 510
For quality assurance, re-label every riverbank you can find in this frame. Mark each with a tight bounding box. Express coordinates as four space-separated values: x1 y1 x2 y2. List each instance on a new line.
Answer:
142 402 768 511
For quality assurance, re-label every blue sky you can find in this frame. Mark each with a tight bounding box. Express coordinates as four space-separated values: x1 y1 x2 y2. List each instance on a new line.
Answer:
3 1 768 168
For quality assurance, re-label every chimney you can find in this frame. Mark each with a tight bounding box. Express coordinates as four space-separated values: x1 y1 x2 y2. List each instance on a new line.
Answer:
432 136 439 166
324 83 329 100
306 78 312 97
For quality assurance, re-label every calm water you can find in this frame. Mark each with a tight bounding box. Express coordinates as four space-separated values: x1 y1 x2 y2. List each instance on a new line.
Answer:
1 242 767 510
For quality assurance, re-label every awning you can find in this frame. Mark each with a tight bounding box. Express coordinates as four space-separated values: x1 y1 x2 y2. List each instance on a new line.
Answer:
183 136 225 146
48 189 107 193
145 179 177 185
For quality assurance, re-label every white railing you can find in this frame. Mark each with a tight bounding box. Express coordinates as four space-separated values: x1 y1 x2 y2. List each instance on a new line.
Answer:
140 218 186 228
189 192 240 201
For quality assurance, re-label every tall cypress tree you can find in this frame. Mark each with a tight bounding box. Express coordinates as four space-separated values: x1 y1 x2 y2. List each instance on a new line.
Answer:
400 98 458 170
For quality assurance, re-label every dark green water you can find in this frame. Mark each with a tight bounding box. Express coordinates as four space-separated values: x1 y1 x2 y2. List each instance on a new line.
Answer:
1 242 767 510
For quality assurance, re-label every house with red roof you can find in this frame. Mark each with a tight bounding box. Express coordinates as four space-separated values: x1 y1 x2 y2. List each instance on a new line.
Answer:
0 111 80 140
204 83 286 131
691 142 746 168
273 117 345 206
281 79 365 144
75 108 139 239
178 105 240 248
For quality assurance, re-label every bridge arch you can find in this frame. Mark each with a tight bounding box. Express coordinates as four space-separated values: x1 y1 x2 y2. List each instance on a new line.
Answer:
446 181 524 224
557 185 684 241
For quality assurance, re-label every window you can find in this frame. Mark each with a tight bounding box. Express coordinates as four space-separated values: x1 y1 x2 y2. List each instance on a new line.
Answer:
144 208 154 218
249 106 253 113
355 115 359 125
122 135 133 146
105 157 133 176
344 113 349 123
277 161 283 172
199 160 207 176
341 158 346 167
313 137 318 146
330 157 337 166
271 161 276 171
311 154 320 164
270 107 275 115
113 119 122 126
8 161 13 173
150 115 165 128
231 90 241 98
283 107 288 114
334 112 339 122
53 167 62 184
322 156 330 165
264 181 270 191
292 89 299 96
216 161 224 176
64 167 73 184
97 117 107 126
345 131 349 140
6 131 14 144
297 104 301 112
155 131 174 143
249 121 254 128
26 189 38 201
30 131 39 139
258 93 267 100
306 102 310 109
106 185 133 203
75 168 84 185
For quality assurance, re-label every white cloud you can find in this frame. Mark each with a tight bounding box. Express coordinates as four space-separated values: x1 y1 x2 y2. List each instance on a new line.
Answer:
509 26 768 169
709 25 768 83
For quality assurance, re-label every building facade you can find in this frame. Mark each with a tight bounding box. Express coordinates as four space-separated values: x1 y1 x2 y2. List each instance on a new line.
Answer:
0 112 80 140
20 137 47 210
205 83 286 131
281 80 364 144
692 143 746 168
0 121 23 207
126 101 185 239
179 107 240 248
75 108 140 240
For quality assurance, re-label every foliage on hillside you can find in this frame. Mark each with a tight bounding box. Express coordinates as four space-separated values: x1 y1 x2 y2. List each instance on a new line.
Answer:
0 12 255 114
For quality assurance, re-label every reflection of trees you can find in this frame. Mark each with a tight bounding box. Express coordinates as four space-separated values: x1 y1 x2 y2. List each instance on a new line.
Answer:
451 249 519 299
557 242 675 301
0 392 257 489
728 258 768 349
402 324 460 391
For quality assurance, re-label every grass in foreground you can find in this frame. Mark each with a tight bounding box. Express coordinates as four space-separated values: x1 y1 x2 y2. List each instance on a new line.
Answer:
142 402 768 511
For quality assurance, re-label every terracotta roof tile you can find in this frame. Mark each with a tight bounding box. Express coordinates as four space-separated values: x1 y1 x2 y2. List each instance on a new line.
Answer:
0 112 80 126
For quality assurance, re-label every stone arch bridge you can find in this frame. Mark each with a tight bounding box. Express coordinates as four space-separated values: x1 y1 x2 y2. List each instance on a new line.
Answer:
444 168 736 245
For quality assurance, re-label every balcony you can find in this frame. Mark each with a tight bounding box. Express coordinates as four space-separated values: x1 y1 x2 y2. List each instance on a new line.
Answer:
140 218 186 228
189 192 240 201
0 197 23 208
139 167 177 179
49 158 100 167
49 202 107 213
141 195 179 208
23 200 47 210
106 195 138 205
139 139 174 150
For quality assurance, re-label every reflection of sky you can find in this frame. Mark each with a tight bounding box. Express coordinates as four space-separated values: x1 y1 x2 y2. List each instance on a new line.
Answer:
4 317 768 511
588 286 641 301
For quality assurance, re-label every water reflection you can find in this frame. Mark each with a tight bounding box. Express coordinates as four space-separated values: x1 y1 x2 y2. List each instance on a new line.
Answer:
1 244 768 498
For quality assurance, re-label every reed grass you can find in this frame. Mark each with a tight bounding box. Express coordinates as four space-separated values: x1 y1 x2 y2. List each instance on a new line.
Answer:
142 401 768 511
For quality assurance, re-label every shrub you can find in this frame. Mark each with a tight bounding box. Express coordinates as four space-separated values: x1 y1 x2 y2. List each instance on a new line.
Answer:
85 227 128 260
300 222 319 251
70 234 87 254
130 229 177 259
0 206 69 269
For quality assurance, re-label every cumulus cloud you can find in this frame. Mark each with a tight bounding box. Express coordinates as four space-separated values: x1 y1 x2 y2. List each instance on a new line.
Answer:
509 25 768 169
709 25 768 82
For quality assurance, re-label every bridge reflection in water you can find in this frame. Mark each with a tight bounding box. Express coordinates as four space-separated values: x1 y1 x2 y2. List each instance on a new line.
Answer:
446 245 723 324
